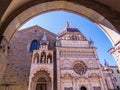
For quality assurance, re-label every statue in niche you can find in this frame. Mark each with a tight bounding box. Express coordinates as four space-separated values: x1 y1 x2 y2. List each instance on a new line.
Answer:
36 55 39 63
34 53 39 63
41 56 45 63
47 54 52 64
40 51 46 63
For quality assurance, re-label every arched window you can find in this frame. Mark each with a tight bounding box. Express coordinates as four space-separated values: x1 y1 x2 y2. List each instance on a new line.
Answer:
29 40 40 52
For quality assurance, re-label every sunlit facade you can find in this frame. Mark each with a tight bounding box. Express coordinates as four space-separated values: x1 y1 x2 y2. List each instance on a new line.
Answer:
0 23 117 90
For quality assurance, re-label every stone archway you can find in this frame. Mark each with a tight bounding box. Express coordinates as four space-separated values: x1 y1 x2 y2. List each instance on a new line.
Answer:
0 1 120 89
1 0 120 74
2 1 120 46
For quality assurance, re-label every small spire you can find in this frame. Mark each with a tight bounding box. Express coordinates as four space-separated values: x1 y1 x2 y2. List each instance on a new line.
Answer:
89 37 93 42
66 21 70 28
42 32 47 41
104 59 109 66
89 37 94 47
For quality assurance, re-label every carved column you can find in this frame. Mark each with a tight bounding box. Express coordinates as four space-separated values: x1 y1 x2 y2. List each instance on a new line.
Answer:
109 42 120 71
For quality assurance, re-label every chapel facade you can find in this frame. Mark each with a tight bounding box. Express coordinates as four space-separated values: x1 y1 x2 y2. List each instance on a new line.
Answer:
0 23 116 90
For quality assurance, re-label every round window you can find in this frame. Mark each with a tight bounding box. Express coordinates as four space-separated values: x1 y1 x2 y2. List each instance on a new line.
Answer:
73 61 87 75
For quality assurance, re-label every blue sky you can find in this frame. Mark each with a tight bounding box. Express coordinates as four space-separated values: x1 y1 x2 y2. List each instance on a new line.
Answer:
19 11 117 66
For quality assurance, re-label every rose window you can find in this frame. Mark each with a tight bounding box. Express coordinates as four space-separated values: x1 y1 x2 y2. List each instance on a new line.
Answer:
73 61 87 75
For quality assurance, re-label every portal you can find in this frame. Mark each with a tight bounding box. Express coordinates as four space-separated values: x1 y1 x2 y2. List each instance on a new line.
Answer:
81 86 87 90
36 77 47 90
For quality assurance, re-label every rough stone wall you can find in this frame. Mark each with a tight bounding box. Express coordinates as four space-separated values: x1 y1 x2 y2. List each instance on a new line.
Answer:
0 37 9 84
1 25 56 90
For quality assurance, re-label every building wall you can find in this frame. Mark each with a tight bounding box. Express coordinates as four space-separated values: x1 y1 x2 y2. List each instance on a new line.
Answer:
110 66 120 90
0 25 56 90
56 28 110 90
0 37 9 85
28 43 54 90
109 45 120 71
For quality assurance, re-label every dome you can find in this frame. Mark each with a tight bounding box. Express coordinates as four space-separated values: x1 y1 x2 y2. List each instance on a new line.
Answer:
58 22 87 41
58 22 80 35
67 27 80 32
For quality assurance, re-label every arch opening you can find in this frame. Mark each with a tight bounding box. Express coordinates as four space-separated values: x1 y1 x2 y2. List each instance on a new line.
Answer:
3 1 120 47
80 86 87 90
30 70 51 90
17 10 117 66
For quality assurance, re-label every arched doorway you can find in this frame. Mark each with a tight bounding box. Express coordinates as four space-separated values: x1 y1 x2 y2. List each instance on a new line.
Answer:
36 77 47 90
80 86 87 90
29 70 52 90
